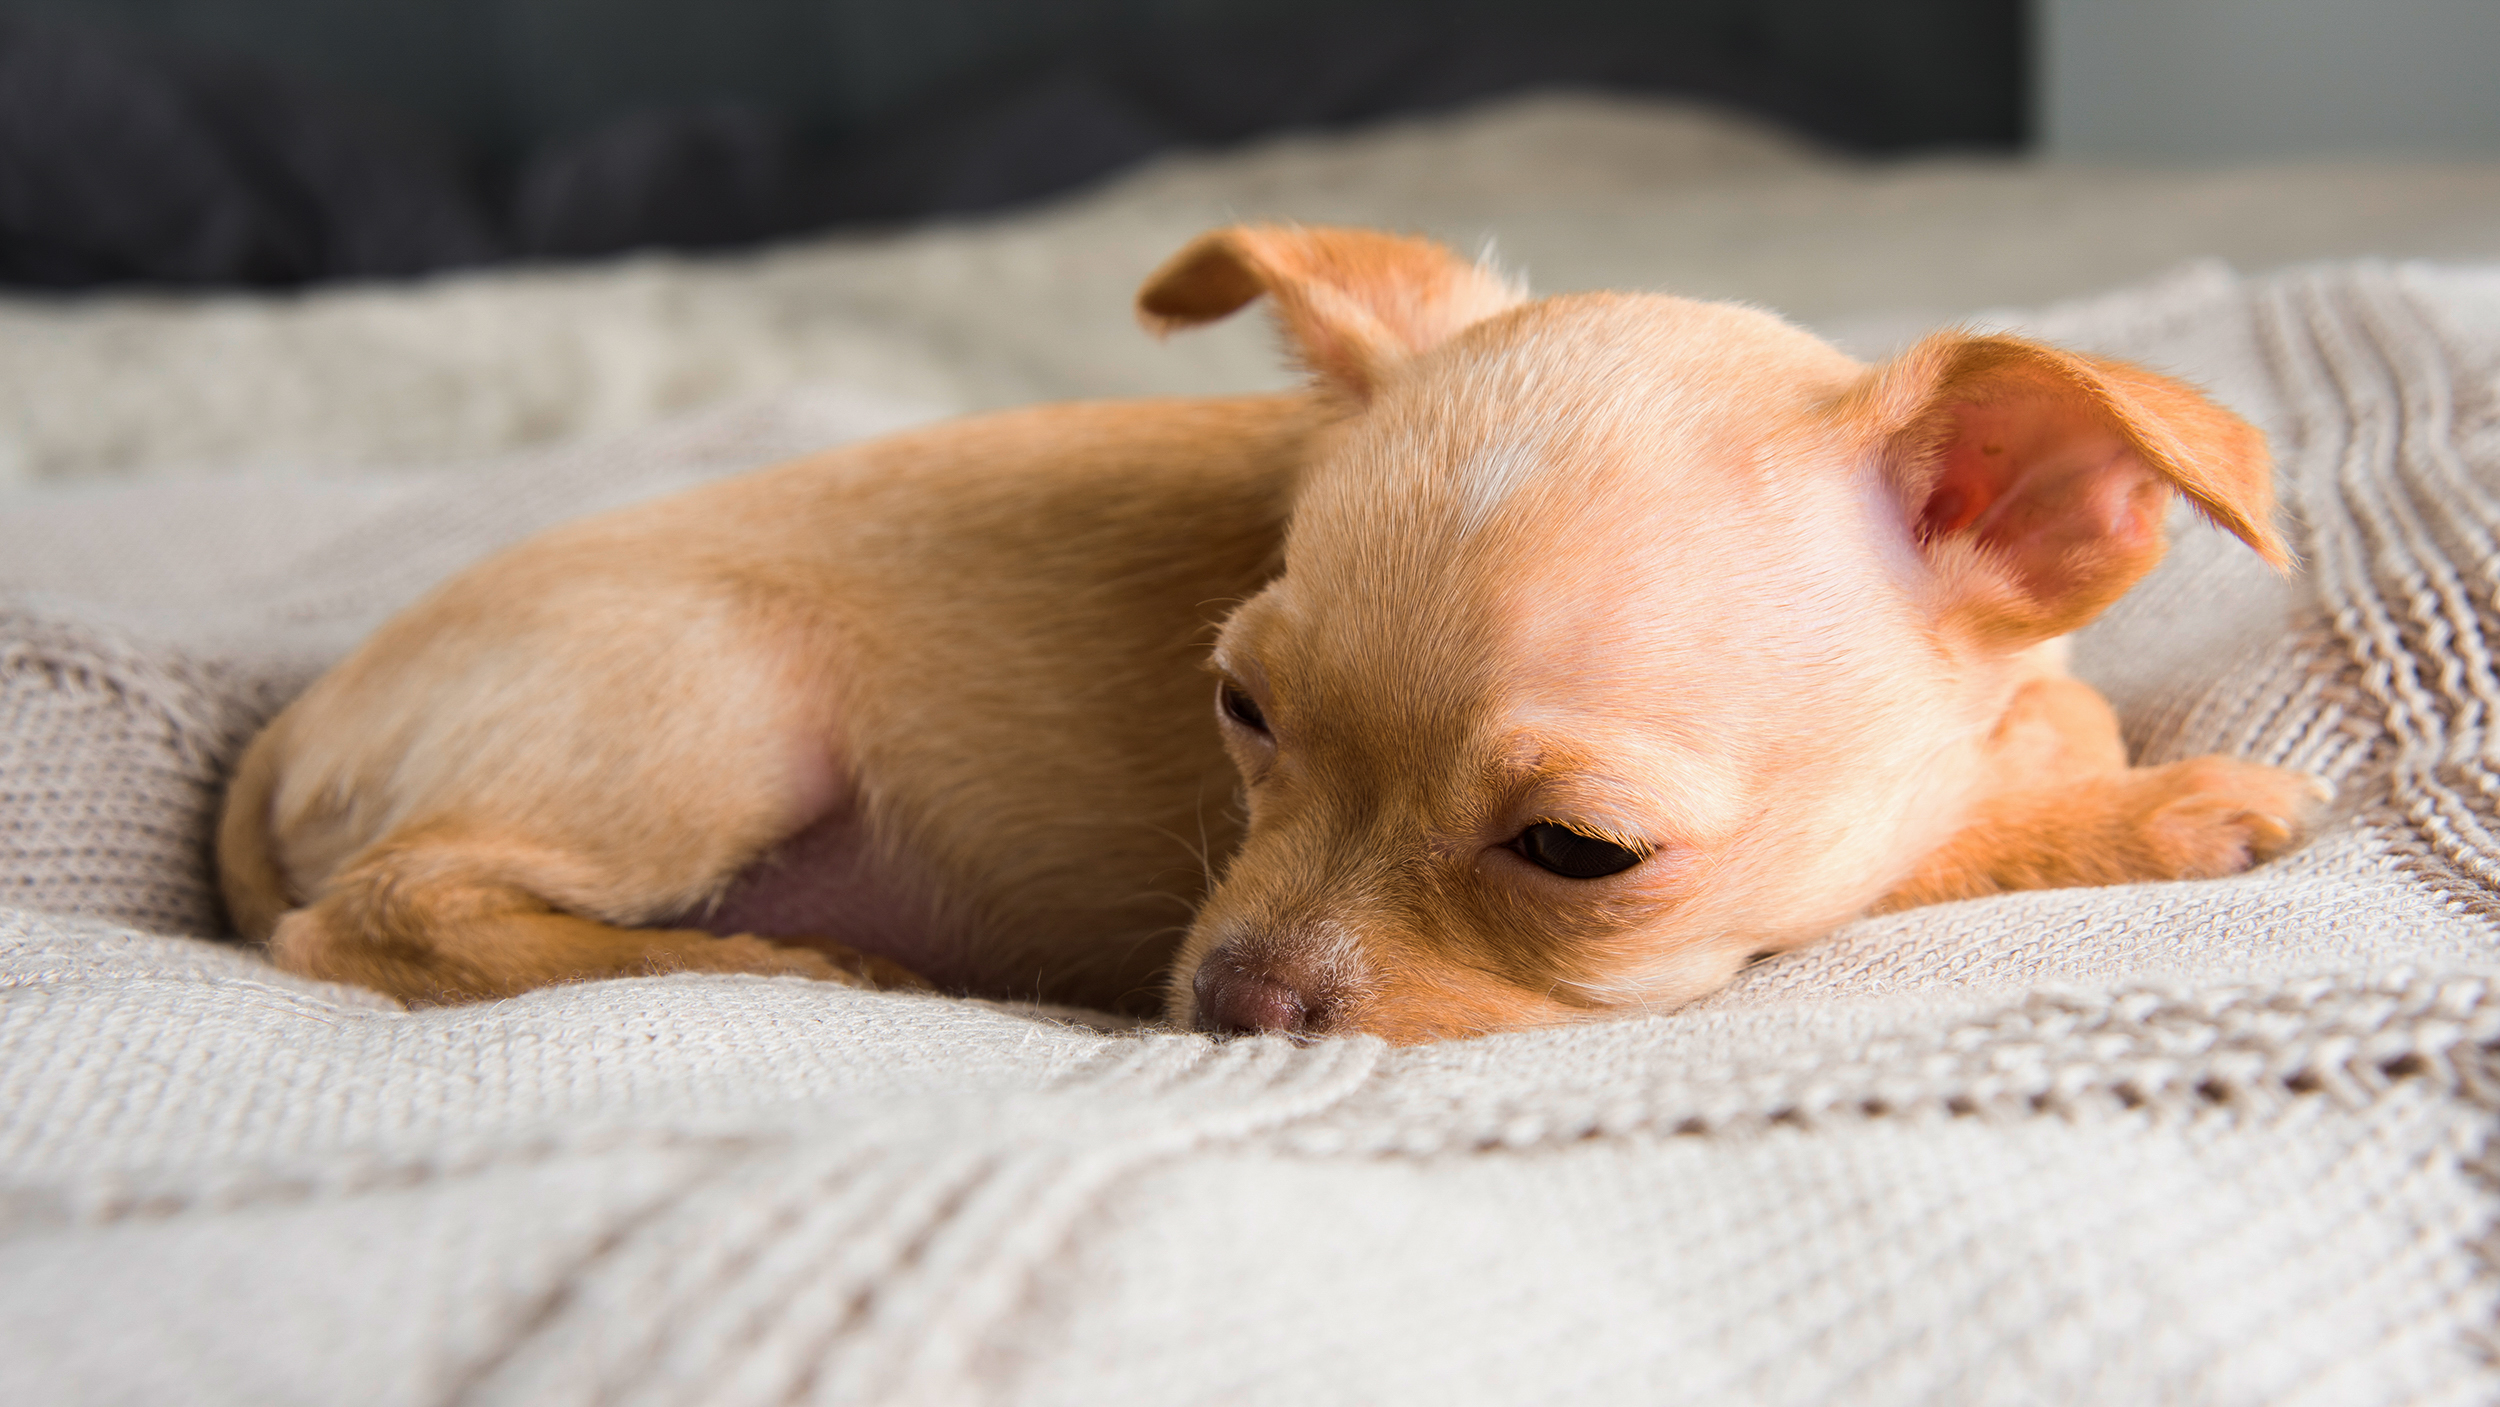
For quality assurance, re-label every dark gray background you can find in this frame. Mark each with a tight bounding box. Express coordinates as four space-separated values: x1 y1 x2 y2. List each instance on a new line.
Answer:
3 0 2027 161
0 1 2027 285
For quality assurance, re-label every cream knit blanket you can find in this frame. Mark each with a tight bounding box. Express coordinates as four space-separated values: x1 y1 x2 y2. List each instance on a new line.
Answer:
5 261 2500 1404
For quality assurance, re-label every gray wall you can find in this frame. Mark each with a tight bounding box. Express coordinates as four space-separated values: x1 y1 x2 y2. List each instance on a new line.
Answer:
2040 0 2500 159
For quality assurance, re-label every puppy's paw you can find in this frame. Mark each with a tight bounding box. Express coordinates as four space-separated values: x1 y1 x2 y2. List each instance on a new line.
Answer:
696 933 935 991
810 941 938 993
2132 757 2331 880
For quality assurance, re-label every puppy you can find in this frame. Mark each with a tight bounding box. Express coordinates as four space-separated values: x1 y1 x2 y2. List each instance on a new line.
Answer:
218 224 2321 1041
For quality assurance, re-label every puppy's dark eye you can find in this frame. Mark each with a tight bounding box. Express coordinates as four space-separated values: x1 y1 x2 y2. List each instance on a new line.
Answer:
1219 683 1268 733
1513 822 1644 879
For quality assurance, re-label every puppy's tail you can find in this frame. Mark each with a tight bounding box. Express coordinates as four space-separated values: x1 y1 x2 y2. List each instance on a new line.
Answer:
215 720 295 942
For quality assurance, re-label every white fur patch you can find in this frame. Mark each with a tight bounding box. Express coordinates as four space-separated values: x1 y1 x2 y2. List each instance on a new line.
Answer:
1455 436 1552 537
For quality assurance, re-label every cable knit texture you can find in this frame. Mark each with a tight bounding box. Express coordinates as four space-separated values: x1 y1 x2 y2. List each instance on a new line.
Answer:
6 262 2500 1404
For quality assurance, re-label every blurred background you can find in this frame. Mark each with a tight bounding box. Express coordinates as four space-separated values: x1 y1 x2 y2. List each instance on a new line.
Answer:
1 0 2496 485
0 0 2033 284
3 0 2494 287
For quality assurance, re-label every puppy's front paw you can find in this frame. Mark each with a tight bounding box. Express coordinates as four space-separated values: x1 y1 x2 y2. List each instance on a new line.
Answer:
2132 757 2331 880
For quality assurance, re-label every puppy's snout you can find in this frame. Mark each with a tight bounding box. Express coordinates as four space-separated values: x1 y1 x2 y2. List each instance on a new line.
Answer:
1189 944 1340 1036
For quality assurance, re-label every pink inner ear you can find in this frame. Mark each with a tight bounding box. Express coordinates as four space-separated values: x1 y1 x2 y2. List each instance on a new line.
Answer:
1916 431 2006 541
1917 399 2169 602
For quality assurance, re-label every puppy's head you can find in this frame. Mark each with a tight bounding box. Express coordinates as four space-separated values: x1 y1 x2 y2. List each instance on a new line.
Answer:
1143 225 2284 1044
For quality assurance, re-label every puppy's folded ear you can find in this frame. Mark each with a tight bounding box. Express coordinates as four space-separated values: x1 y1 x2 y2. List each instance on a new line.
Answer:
1847 332 2287 648
1137 224 1525 401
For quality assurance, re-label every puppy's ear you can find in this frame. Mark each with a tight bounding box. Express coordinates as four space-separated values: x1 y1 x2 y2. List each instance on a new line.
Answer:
1137 224 1524 400
1849 332 2287 648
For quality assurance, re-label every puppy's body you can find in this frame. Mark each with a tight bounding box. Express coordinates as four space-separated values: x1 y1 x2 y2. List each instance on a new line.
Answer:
222 396 1317 1009
221 226 2322 1038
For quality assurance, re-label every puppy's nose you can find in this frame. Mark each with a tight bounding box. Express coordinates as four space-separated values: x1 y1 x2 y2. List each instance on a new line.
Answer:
1191 951 1317 1035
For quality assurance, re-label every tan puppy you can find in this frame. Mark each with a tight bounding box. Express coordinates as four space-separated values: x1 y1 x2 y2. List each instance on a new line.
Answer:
219 225 2321 1041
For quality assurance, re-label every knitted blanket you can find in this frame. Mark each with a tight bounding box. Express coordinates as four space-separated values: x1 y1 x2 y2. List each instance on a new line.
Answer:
6 261 2500 1404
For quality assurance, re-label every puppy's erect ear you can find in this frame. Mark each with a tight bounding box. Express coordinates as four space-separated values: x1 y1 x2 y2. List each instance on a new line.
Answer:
1137 224 1525 400
1847 332 2287 647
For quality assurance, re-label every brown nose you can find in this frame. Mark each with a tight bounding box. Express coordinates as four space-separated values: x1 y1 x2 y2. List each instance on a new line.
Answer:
1191 949 1321 1035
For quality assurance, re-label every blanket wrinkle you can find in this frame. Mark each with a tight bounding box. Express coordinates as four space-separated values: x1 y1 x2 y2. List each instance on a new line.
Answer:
453 1035 1385 1407
0 604 285 937
13 260 2500 1403
2263 270 2500 904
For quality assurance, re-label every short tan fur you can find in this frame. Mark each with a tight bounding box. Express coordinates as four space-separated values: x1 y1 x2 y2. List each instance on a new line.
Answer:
220 225 2322 1041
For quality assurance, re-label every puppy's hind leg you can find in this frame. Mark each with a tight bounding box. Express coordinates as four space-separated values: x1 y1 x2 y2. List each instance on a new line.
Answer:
266 827 927 1005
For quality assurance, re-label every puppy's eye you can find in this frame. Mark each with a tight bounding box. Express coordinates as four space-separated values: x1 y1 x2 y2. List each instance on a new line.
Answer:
1512 822 1644 879
1219 683 1268 733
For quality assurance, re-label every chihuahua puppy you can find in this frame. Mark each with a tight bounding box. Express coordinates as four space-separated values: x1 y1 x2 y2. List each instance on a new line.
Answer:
219 225 2321 1042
